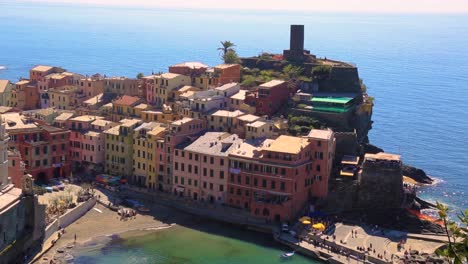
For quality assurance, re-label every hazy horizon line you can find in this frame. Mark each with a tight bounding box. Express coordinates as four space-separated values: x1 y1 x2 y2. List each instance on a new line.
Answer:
6 0 468 14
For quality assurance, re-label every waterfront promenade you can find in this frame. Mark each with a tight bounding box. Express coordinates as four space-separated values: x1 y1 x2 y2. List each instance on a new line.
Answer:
34 183 448 264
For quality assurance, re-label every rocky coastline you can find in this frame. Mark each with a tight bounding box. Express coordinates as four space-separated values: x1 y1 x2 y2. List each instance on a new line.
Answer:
362 143 434 185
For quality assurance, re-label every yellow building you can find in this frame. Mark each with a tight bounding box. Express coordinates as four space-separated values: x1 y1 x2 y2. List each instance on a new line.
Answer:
133 122 166 188
208 110 245 132
146 73 190 107
48 85 80 110
245 120 275 140
0 80 13 107
104 119 142 177
111 95 143 121
139 110 181 124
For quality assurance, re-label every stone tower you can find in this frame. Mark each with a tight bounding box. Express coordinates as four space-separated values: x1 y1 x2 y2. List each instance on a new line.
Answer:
283 25 313 62
0 114 9 188
290 25 305 51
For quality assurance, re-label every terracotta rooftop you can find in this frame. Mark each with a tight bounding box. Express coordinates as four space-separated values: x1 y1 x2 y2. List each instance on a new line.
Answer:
69 115 103 122
185 132 242 156
171 117 193 126
230 90 247 100
230 138 274 159
260 80 285 88
237 114 260 123
171 62 208 69
134 103 149 110
215 64 238 69
158 73 182 79
0 80 10 93
15 80 30 85
215 82 239 91
307 129 333 140
3 113 38 130
54 112 74 122
147 126 167 137
211 110 244 118
177 85 199 93
113 95 141 106
31 65 54 72
365 152 401 161
265 135 310 154
247 120 267 128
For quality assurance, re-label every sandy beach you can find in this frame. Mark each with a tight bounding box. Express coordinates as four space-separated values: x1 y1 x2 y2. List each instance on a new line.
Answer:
36 196 194 264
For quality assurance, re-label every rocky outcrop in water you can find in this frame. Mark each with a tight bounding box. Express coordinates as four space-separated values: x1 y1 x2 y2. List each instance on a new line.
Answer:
402 165 433 184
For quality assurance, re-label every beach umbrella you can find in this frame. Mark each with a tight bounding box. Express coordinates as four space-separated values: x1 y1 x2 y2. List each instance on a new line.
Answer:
312 223 326 231
302 220 312 225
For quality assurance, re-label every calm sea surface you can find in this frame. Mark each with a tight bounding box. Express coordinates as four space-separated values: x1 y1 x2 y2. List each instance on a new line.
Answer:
1 1 467 260
74 225 313 264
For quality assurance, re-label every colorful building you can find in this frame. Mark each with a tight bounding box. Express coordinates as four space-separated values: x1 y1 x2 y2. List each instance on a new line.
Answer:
66 115 107 171
132 122 161 186
111 95 144 121
245 80 290 116
227 135 320 222
306 129 335 198
245 120 275 140
0 80 13 107
48 85 81 110
105 77 139 96
168 62 209 77
145 73 191 106
208 110 245 132
3 113 70 182
193 64 241 89
8 149 26 189
157 118 206 192
173 132 243 203
104 119 142 177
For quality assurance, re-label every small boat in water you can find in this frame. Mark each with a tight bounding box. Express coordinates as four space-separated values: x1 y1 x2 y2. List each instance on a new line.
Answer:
280 251 295 258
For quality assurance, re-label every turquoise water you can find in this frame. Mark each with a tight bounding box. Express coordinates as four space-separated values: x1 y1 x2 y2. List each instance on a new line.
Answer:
0 2 467 211
74 225 313 264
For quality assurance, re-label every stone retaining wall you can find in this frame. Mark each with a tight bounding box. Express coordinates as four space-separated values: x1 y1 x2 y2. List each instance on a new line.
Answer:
43 198 96 241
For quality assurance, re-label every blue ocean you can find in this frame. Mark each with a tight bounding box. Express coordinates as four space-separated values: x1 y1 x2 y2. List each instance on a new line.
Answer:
0 2 467 214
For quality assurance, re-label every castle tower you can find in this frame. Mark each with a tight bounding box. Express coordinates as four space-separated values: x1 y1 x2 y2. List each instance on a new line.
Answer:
0 115 9 188
283 25 313 62
290 25 305 52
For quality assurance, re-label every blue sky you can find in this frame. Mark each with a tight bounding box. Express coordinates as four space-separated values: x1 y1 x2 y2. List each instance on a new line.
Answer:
14 0 468 13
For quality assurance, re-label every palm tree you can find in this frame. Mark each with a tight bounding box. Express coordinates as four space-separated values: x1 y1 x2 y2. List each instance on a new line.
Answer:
218 41 236 56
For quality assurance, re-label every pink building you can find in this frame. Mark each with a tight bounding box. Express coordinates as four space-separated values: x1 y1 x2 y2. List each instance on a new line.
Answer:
172 132 243 203
306 129 335 198
157 118 206 192
8 150 26 189
226 133 335 222
66 115 112 172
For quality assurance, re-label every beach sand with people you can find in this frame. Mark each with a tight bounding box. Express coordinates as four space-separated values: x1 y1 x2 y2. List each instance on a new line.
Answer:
35 192 194 264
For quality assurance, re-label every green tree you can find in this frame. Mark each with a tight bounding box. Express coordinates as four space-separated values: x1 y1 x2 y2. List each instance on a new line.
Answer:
241 75 257 87
436 202 468 264
218 41 236 56
223 50 240 64
136 73 144 79
283 64 303 80
312 65 332 80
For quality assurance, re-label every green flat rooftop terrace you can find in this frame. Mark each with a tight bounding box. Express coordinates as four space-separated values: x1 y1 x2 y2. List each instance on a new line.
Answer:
311 96 354 104
311 105 352 113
